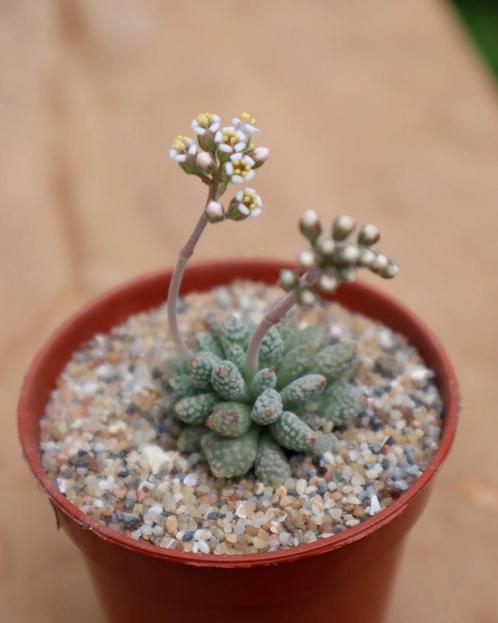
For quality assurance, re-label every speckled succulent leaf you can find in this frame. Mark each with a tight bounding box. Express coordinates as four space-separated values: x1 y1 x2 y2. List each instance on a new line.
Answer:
277 344 317 388
175 393 218 425
296 325 327 351
258 326 284 369
269 410 316 452
276 310 300 351
251 389 283 425
161 391 181 416
169 374 196 398
221 315 253 347
196 331 223 357
206 402 252 437
177 425 207 452
310 342 357 382
166 355 191 376
309 431 337 457
191 351 220 389
201 428 259 479
319 381 365 426
254 433 292 487
224 342 246 374
250 367 277 397
211 360 250 401
280 374 327 406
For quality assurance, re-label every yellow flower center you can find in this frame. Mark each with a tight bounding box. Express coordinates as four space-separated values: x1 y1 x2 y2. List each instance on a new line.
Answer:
242 191 258 210
232 158 251 176
195 112 215 128
172 135 191 152
240 112 256 125
222 129 240 146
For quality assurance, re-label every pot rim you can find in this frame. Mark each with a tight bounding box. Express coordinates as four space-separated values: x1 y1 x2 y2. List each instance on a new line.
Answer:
18 258 459 569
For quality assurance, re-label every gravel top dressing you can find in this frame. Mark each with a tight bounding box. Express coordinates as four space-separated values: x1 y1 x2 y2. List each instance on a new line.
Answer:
41 281 443 555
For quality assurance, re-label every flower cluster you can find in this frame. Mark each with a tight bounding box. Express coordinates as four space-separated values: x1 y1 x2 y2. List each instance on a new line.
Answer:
169 112 269 224
279 211 399 306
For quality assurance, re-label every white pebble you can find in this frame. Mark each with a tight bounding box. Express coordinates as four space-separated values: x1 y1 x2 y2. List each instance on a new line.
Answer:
197 540 210 554
184 473 199 487
235 503 247 518
369 495 381 515
410 366 432 387
142 444 169 474
296 479 307 495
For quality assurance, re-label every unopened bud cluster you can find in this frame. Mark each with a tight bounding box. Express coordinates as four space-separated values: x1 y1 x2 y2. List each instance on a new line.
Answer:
280 211 399 305
169 112 269 224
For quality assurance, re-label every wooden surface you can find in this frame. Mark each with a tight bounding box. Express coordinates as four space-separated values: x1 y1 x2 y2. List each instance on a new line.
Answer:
1 1 498 621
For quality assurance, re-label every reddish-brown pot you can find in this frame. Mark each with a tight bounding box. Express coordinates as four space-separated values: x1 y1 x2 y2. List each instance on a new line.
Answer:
18 259 459 623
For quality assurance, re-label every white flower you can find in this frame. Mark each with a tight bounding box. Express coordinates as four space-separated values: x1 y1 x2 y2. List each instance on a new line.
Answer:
232 112 259 137
214 126 247 154
169 135 197 163
234 188 262 217
191 112 221 136
224 154 255 183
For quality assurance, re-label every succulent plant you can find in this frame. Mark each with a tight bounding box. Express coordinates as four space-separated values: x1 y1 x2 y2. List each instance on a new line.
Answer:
168 314 364 486
165 112 399 486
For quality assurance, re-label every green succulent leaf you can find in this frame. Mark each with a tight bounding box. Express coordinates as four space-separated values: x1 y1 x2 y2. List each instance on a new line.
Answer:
224 342 246 374
280 374 327 406
169 373 196 399
175 393 218 425
310 342 357 382
218 315 252 350
319 381 365 426
166 356 191 376
201 428 259 479
250 367 277 397
211 360 250 401
251 389 283 425
191 351 220 389
296 325 327 351
177 425 207 452
196 331 223 357
277 344 316 388
254 433 292 487
269 410 316 452
206 402 252 437
259 326 284 369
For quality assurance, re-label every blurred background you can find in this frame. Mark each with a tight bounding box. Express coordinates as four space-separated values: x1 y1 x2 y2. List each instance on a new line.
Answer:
1 1 497 621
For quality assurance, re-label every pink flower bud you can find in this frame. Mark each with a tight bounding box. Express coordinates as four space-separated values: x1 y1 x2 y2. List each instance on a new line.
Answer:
251 146 270 163
196 151 214 170
205 200 225 223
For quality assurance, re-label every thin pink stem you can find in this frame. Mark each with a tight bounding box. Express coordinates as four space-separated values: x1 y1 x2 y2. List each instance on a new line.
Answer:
167 183 218 361
245 267 319 379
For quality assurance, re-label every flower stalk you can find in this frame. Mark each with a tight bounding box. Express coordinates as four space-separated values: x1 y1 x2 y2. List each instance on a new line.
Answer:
167 112 269 361
166 183 218 361
245 211 399 378
245 268 318 379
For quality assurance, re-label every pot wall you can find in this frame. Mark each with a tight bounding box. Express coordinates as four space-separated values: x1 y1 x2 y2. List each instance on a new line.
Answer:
18 260 459 623
67 490 428 623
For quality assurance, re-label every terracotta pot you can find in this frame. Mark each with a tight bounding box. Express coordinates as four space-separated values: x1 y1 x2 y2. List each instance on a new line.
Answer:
18 259 459 623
